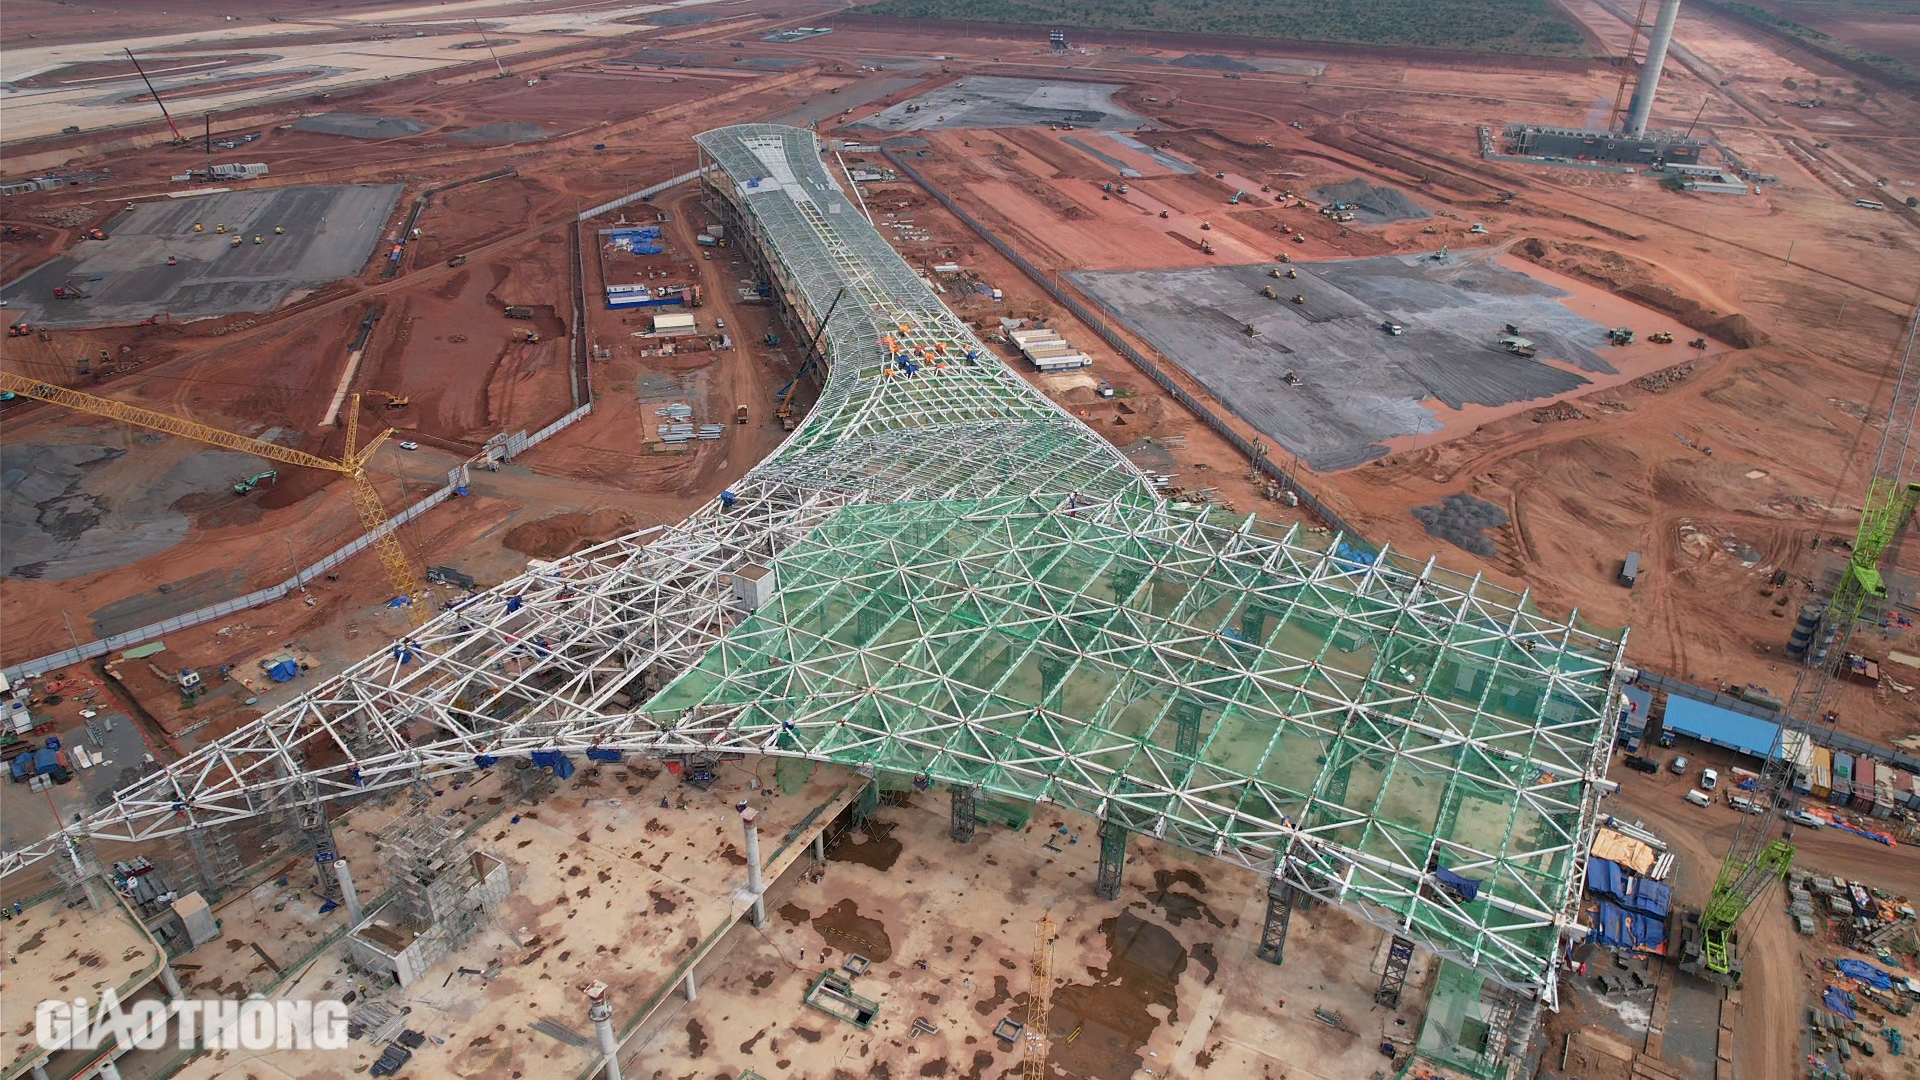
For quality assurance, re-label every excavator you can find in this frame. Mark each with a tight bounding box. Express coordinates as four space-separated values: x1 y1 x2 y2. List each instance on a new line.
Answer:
0 372 427 623
1680 307 1920 983
233 470 277 495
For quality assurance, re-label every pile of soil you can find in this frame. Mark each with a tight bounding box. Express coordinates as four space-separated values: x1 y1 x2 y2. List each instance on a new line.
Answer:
1706 313 1768 348
1514 237 1765 344
502 509 635 559
1411 492 1508 557
1311 178 1429 223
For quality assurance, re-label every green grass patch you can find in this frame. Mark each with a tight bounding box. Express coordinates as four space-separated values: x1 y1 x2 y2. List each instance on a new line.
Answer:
1698 0 1918 90
847 0 1592 57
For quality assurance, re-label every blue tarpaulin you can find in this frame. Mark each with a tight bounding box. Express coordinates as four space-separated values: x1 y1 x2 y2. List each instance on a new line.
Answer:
1589 900 1668 949
1826 986 1859 1019
1435 867 1482 901
1587 858 1626 898
1585 858 1670 917
1838 959 1895 991
267 659 299 683
1622 876 1671 918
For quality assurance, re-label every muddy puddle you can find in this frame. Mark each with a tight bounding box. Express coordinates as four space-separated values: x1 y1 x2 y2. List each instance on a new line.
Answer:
811 897 893 962
828 820 902 871
1146 867 1224 928
1046 911 1187 1079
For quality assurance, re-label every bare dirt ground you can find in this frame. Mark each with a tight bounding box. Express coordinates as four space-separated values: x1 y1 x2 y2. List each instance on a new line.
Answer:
0 0 841 667
799 16 1920 748
0 6 1917 1076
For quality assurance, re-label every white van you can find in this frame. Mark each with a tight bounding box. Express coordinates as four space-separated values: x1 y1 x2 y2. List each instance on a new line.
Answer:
1683 789 1713 807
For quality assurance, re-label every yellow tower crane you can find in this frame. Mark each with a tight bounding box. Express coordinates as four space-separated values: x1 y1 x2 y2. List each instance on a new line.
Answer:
1022 914 1056 1080
0 372 425 623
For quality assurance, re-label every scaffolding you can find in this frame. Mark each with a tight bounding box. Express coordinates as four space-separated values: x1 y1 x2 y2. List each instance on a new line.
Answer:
1 124 1627 1006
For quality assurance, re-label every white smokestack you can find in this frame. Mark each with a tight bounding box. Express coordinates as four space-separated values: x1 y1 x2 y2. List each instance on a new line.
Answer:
1627 0 1683 137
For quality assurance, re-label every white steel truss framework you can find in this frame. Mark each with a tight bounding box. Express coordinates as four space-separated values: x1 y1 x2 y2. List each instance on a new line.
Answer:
2 125 1627 1004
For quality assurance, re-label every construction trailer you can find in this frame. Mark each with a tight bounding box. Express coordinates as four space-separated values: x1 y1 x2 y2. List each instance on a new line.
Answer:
652 311 697 336
207 163 269 180
1619 552 1641 587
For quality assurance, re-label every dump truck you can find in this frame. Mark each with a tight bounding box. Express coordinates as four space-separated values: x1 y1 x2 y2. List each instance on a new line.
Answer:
1382 321 1404 336
504 306 535 320
448 255 467 268
736 405 749 425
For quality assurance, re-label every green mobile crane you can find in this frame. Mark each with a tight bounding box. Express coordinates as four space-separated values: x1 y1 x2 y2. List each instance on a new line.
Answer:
1684 307 1920 982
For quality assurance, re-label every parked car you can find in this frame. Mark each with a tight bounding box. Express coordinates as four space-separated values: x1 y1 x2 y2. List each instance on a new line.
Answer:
1624 755 1661 774
1701 768 1719 791
1787 810 1824 829
1670 755 1690 775
399 441 420 451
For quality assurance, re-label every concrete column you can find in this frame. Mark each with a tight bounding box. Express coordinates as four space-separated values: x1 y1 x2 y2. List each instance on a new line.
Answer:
740 806 766 928
684 970 698 1002
588 992 621 1080
96 1061 124 1080
30 1061 50 1080
158 963 183 999
334 861 363 924
1627 0 1684 137
811 833 825 861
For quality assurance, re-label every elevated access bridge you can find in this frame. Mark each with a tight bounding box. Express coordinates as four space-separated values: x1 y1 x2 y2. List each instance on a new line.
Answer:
1 125 1628 1007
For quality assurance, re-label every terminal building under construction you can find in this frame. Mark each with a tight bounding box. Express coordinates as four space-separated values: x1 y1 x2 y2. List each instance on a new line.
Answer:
3 124 1632 1080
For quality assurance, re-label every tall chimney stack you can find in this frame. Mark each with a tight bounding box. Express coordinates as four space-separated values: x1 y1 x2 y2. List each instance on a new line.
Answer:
1627 0 1683 137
